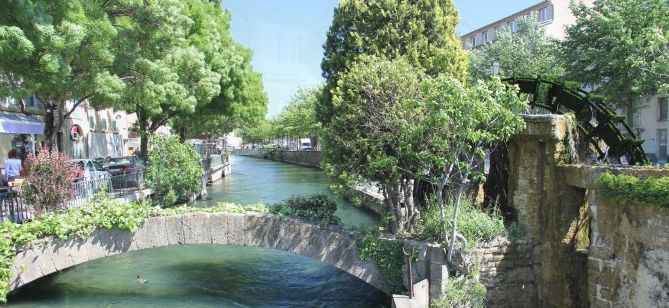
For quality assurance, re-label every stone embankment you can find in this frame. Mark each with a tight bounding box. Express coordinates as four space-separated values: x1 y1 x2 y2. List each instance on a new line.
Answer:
236 148 322 168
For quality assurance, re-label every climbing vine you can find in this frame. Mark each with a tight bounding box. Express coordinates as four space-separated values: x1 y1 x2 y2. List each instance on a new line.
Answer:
0 194 346 303
597 172 669 208
355 236 405 293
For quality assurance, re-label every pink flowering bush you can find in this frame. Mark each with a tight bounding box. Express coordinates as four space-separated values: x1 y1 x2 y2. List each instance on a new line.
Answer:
20 149 79 215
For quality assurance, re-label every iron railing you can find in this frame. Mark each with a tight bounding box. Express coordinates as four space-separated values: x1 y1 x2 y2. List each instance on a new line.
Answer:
0 190 30 223
66 168 146 208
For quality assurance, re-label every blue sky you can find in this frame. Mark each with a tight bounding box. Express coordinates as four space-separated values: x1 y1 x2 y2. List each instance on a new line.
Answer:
221 0 541 118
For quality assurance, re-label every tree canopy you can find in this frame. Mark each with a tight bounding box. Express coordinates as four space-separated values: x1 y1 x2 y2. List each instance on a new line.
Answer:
561 0 669 124
469 16 564 81
273 86 323 147
0 0 127 147
318 0 468 124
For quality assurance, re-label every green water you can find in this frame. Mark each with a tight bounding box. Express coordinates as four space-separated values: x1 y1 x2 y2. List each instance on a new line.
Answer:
194 155 380 230
7 155 387 307
8 245 388 307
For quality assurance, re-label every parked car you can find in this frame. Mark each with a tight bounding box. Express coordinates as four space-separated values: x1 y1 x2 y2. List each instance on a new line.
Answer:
103 156 144 176
70 159 112 197
103 156 144 189
70 159 111 180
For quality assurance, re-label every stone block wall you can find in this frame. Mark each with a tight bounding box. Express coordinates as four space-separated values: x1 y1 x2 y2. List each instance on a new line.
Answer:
506 114 669 308
586 187 669 307
476 237 537 307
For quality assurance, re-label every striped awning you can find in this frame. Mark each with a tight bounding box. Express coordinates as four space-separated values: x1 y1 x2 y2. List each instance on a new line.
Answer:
0 113 44 134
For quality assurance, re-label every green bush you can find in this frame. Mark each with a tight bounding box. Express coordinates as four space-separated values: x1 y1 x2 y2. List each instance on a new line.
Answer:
597 172 669 208
431 276 487 308
414 197 506 249
145 136 203 207
355 236 405 293
271 194 341 226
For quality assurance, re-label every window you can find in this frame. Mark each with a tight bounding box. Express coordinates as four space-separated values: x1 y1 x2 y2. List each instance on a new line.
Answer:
100 119 108 131
659 97 668 121
470 36 476 47
494 26 501 38
508 20 517 32
112 120 118 132
88 115 96 130
482 31 488 43
538 7 549 22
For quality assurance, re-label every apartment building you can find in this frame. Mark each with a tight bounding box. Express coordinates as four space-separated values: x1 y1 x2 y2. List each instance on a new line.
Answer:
459 0 667 164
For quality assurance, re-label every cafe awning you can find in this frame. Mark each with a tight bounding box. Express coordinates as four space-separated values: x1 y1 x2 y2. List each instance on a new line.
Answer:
0 113 44 135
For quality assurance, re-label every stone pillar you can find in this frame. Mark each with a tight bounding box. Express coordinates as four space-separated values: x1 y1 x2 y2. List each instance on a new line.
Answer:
507 114 588 308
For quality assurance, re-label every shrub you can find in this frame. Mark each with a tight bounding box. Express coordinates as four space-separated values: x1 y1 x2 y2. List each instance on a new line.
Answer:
271 194 341 226
597 172 669 208
145 136 203 207
20 149 79 215
431 276 487 308
414 197 506 249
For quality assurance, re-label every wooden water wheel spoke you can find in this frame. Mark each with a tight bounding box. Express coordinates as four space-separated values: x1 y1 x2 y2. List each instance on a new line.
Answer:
502 77 650 165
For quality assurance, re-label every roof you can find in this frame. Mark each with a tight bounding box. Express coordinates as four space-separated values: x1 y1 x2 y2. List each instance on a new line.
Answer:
0 113 44 135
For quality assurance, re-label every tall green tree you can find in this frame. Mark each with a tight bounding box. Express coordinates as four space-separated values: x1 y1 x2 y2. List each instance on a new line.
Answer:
318 0 468 124
238 119 275 146
323 55 426 233
561 0 669 125
274 86 323 148
412 77 527 258
171 4 268 141
0 0 126 149
111 0 222 160
469 16 564 81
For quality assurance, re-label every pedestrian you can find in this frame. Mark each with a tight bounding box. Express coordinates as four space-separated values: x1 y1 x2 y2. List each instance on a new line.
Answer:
4 149 22 182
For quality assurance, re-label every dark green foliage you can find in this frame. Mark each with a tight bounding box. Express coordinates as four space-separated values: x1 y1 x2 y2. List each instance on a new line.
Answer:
597 172 669 208
355 236 405 293
272 194 341 226
319 0 467 124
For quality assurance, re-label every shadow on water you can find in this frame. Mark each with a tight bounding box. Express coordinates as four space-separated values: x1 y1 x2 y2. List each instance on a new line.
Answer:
8 245 389 307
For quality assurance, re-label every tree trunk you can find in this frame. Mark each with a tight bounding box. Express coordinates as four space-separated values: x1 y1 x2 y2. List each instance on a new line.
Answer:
179 126 187 143
626 100 635 128
43 102 57 150
139 111 149 162
437 184 449 245
383 183 404 234
448 181 467 261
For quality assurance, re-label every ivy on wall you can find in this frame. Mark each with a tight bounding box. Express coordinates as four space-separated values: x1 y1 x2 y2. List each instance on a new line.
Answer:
355 236 405 293
597 172 669 208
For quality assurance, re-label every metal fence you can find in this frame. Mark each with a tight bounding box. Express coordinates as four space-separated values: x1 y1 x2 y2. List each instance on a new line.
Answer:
0 168 146 222
0 191 30 223
66 168 146 208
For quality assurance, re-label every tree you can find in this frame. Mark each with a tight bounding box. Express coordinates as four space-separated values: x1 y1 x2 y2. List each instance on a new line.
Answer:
0 0 126 149
170 6 268 141
561 0 669 125
323 55 425 233
412 77 527 259
274 86 323 148
469 16 564 81
145 136 203 207
318 0 468 125
238 119 275 146
111 0 222 160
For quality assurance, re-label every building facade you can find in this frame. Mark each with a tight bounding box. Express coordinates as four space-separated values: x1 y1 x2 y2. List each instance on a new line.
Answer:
459 0 667 164
0 96 134 168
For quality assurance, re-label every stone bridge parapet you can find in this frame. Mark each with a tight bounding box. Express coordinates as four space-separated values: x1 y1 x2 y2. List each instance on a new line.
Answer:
9 212 450 298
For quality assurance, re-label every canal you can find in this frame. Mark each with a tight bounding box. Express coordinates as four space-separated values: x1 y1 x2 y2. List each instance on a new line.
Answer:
7 155 387 307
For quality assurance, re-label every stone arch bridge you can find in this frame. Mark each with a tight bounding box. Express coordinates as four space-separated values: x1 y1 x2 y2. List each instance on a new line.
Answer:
10 213 406 294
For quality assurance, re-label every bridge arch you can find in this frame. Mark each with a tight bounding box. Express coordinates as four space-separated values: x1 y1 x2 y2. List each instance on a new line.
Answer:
9 213 392 294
